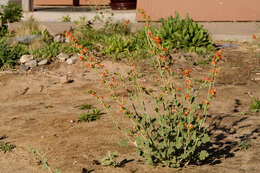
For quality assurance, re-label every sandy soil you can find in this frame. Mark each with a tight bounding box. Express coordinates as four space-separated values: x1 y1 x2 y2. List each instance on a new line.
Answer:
0 47 259 173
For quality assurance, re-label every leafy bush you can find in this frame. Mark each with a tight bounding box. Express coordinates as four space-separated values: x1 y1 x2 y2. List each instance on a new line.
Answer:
0 2 23 36
157 13 215 53
0 39 29 68
31 41 60 60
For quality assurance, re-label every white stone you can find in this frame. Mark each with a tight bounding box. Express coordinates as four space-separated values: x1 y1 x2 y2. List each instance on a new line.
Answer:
66 55 79 65
20 55 34 64
25 60 37 68
38 59 48 66
54 35 65 43
57 53 69 62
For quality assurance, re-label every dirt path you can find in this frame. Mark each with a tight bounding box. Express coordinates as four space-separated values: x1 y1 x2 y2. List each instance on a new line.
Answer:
0 49 260 173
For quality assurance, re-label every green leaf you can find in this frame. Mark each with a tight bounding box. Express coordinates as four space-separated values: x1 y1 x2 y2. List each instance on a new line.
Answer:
199 150 209 160
202 134 210 143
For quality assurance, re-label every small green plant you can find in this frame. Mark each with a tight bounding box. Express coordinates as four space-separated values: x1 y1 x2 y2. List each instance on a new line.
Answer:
157 12 215 53
28 147 61 173
237 139 251 150
79 104 93 110
44 105 54 109
61 15 71 22
31 41 60 60
0 2 23 36
0 142 15 153
250 98 260 112
0 38 29 69
101 151 120 167
77 109 103 122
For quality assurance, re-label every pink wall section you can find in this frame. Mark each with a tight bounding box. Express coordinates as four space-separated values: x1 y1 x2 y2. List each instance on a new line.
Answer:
137 0 260 21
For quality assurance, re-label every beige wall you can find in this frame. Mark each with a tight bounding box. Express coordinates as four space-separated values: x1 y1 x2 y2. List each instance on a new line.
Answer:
137 0 260 21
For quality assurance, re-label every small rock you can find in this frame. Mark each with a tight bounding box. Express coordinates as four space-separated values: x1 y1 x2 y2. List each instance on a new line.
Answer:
25 60 37 68
54 34 65 43
57 53 69 62
16 35 41 44
19 64 30 71
66 55 79 65
38 59 48 66
20 55 34 64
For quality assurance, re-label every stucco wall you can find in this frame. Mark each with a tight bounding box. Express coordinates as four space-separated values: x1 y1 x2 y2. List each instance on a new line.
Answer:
137 0 260 21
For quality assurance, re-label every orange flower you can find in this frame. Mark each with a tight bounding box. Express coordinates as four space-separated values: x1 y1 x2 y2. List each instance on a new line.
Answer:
252 34 257 39
185 122 187 127
99 96 104 99
184 69 192 76
89 57 94 61
185 79 192 85
102 72 108 77
83 48 88 52
189 124 194 129
209 88 216 95
148 31 152 36
87 63 92 68
152 49 155 54
211 60 217 65
185 94 189 100
98 64 104 69
80 55 84 60
177 87 182 91
133 64 137 68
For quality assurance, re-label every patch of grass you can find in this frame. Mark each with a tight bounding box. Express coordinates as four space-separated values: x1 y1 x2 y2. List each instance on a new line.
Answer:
62 15 71 22
237 139 251 150
250 98 260 112
28 147 61 173
0 142 16 153
78 109 103 122
79 104 93 110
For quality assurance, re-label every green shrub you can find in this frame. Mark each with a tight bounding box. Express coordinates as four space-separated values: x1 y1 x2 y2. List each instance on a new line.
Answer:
158 13 215 53
0 39 29 69
31 41 60 60
0 2 23 36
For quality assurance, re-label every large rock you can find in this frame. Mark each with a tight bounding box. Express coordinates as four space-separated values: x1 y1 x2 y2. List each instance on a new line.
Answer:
20 55 34 64
57 53 69 62
25 60 37 68
66 55 79 65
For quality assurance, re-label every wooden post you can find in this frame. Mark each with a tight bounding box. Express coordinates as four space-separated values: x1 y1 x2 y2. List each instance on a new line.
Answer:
22 0 33 12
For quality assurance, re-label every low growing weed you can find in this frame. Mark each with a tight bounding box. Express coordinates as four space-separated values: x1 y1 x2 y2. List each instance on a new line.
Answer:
250 98 260 112
28 147 61 173
78 109 103 122
0 142 15 153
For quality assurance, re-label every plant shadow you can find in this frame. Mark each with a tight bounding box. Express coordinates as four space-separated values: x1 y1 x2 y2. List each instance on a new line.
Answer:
200 112 259 166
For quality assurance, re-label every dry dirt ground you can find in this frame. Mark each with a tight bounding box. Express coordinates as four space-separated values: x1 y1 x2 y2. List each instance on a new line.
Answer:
0 46 260 173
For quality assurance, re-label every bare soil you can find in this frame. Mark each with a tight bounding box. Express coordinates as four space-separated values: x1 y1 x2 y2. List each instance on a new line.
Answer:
0 47 260 173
